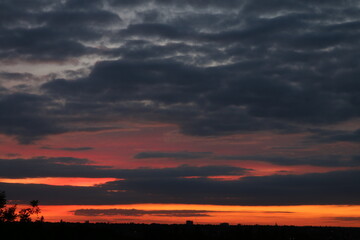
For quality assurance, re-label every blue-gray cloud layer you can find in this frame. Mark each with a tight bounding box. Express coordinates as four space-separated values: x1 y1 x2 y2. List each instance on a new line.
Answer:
72 209 213 217
0 0 359 143
134 151 360 167
0 157 249 178
0 157 358 206
1 167 358 206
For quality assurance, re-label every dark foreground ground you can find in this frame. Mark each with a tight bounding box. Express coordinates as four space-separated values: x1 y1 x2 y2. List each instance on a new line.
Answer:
1 222 359 240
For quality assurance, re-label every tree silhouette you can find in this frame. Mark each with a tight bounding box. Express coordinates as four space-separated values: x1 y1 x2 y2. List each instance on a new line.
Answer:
2 205 17 222
18 207 32 222
0 191 5 209
0 191 43 223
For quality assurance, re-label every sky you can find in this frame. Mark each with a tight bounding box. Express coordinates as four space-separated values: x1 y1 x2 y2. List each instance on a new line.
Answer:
0 0 359 227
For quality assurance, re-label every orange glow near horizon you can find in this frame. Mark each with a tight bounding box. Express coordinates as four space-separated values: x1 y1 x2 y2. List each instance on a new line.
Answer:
0 177 120 186
1 126 360 228
28 204 360 227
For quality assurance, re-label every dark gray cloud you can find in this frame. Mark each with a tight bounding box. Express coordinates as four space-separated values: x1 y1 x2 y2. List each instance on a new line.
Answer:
1 169 359 205
331 217 360 222
0 157 99 178
41 14 360 134
0 157 249 179
0 182 111 205
103 169 360 206
41 58 299 137
72 208 294 217
271 146 307 150
40 146 94 151
107 0 244 8
134 151 360 167
0 93 66 144
0 0 358 142
4 153 21 157
0 26 96 62
0 72 35 81
0 91 128 143
0 0 121 62
72 209 213 217
214 155 360 167
120 23 190 40
307 129 360 143
43 59 220 102
134 151 212 159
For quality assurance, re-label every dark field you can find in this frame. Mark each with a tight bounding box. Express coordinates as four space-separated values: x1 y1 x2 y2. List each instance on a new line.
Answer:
1 222 359 240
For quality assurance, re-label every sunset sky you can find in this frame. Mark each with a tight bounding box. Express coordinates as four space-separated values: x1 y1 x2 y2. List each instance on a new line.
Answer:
0 0 359 227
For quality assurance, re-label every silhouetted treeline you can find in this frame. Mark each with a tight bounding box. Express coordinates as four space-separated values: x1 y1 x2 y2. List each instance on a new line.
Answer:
0 222 359 240
0 191 43 222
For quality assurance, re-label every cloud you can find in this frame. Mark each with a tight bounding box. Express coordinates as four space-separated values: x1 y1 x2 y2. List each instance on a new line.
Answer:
307 129 360 143
0 0 359 166
42 59 220 101
331 217 360 222
40 146 94 151
0 157 249 179
0 0 358 142
0 0 121 62
4 153 21 157
214 155 360 167
0 72 35 81
120 23 189 40
134 151 360 167
107 0 243 8
41 58 299 137
1 169 359 205
103 169 360 206
0 157 102 178
41 17 360 135
0 91 122 143
72 209 213 217
0 27 97 62
134 151 212 159
0 93 66 144
0 0 359 211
